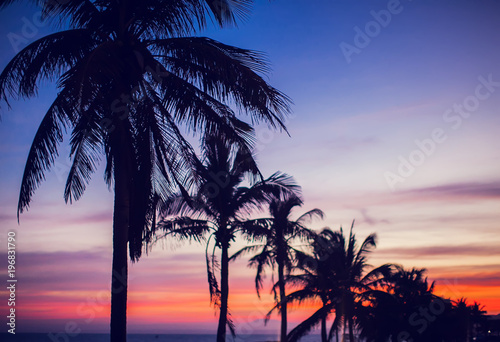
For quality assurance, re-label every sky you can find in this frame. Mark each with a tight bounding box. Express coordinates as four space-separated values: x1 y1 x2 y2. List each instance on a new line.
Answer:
0 0 500 336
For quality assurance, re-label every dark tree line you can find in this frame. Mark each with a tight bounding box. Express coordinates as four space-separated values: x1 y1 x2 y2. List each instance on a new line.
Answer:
153 141 488 342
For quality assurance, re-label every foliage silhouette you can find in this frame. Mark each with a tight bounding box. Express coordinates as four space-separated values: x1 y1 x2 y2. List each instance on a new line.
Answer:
358 265 437 342
273 224 389 342
358 266 488 342
0 1 291 341
232 192 323 342
155 136 297 342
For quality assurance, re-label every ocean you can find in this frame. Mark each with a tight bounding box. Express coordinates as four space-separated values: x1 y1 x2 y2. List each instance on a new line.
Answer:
0 333 325 342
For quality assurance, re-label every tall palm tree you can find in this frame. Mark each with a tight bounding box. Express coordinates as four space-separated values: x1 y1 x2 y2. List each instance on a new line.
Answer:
281 224 388 342
0 1 291 341
155 136 298 342
232 193 324 342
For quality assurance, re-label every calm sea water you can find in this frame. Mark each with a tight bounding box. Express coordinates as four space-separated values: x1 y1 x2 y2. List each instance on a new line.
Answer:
0 333 326 342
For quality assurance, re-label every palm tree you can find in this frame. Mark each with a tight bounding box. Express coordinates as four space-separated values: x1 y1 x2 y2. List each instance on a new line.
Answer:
0 1 291 341
232 193 324 342
451 298 486 342
358 266 437 342
281 224 387 342
275 228 340 342
327 224 388 342
155 136 298 342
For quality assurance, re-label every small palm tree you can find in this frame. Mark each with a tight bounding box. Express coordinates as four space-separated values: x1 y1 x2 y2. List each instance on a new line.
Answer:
282 224 387 342
278 228 341 342
232 193 324 342
0 1 291 341
155 136 298 342
358 266 437 342
451 298 487 342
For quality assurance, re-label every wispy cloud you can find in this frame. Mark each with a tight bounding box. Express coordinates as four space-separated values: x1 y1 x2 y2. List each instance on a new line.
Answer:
357 208 391 226
378 244 500 259
399 181 500 201
325 136 382 151
433 274 500 288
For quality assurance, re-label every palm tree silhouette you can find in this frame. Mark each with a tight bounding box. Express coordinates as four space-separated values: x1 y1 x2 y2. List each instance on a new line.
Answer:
0 1 291 341
283 224 386 342
451 297 487 342
358 265 437 342
278 228 340 342
232 193 324 342
323 225 384 342
361 271 487 342
155 136 297 342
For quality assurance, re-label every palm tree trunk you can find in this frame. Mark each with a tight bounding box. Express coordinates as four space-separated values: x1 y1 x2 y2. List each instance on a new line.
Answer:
217 239 230 342
342 318 346 342
110 123 131 342
321 316 327 342
278 260 287 342
348 317 354 342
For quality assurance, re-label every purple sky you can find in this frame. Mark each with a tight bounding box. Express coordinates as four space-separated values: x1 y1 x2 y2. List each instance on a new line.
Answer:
0 0 499 334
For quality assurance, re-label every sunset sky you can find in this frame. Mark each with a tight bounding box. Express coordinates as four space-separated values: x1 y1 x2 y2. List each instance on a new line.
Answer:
1 0 499 336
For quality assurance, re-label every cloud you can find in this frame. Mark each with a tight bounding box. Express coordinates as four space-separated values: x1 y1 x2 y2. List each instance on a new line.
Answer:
378 244 500 259
307 180 500 214
430 264 500 274
400 181 500 201
14 208 112 225
325 136 382 151
357 208 390 226
432 274 500 288
0 249 214 292
0 249 111 292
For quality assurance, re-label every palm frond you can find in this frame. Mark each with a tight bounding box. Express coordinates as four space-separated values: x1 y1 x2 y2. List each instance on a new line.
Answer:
233 172 299 216
142 82 205 193
229 244 264 262
249 248 273 297
296 208 325 225
0 29 96 108
160 194 197 217
64 102 103 203
287 305 333 342
156 217 210 242
204 0 252 27
227 311 237 337
41 0 100 28
236 218 272 241
149 37 292 129
143 55 256 150
17 91 73 217
206 236 221 308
